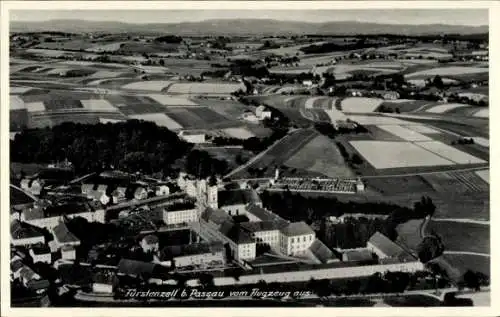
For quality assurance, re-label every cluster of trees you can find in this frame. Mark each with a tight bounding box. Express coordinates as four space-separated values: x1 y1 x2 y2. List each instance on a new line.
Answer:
300 39 375 54
153 35 183 44
10 121 229 179
314 122 368 138
262 191 437 241
318 216 391 249
417 236 444 263
377 104 401 113
336 141 365 166
451 138 475 145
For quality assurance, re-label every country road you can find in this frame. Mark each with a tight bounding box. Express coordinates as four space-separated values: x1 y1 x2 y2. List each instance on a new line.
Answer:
443 251 490 257
431 218 490 225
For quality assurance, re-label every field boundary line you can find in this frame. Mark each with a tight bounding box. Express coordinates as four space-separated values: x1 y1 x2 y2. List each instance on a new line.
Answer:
431 218 489 225
443 251 490 257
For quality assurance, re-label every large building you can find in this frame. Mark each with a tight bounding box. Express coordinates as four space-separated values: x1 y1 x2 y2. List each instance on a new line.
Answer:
367 232 417 263
218 189 262 217
279 222 315 257
158 242 225 268
240 221 281 251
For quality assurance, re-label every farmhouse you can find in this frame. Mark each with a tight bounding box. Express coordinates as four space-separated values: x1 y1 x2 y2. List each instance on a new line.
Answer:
255 105 272 120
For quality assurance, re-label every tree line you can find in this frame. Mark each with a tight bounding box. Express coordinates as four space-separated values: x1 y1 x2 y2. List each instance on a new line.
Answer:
10 120 229 179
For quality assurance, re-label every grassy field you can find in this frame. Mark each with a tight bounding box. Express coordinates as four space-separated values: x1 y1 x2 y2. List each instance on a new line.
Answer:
396 219 425 252
440 253 490 277
377 100 433 113
163 107 238 129
202 147 254 171
284 134 355 178
426 220 489 254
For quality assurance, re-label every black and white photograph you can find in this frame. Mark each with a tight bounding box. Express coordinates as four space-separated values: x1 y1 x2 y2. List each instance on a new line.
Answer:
2 1 496 313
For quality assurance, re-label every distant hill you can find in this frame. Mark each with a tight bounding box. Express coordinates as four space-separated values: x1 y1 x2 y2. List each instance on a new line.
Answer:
10 19 488 36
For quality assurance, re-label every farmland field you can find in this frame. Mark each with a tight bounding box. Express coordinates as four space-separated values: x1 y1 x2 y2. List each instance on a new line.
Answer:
405 66 488 79
103 95 166 115
425 103 469 114
163 107 237 129
405 124 442 134
349 140 454 169
341 98 384 113
473 108 489 118
146 94 198 106
347 115 416 125
80 99 118 112
284 134 355 178
222 127 255 139
439 253 490 278
166 82 246 95
202 147 254 171
422 171 489 193
377 100 432 113
426 220 489 254
415 141 486 164
475 169 489 184
396 219 425 251
376 125 432 142
128 113 183 130
10 96 25 110
121 80 174 91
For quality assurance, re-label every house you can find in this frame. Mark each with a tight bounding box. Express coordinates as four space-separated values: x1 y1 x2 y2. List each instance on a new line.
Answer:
163 205 198 226
20 179 45 196
61 245 76 260
218 189 262 217
246 204 289 227
255 105 272 120
52 221 80 249
19 266 49 291
140 235 159 253
241 221 282 251
367 232 416 262
111 187 127 204
356 178 365 192
381 91 400 100
11 258 24 280
29 245 51 264
279 222 315 257
10 220 45 246
307 239 339 264
21 201 105 229
225 224 256 261
302 80 313 87
178 130 206 144
158 242 225 268
155 184 170 196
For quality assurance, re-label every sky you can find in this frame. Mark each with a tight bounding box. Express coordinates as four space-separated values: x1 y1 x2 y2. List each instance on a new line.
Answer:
10 9 488 26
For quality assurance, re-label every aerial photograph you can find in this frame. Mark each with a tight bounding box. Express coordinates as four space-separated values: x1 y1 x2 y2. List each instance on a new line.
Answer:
7 8 490 308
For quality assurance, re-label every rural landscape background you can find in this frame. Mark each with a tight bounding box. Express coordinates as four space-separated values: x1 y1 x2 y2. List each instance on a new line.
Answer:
8 8 490 308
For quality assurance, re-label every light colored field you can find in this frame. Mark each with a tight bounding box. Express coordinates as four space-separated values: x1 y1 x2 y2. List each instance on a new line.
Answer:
473 108 489 118
349 140 454 169
405 66 488 78
347 115 413 125
416 141 486 164
86 42 124 52
146 94 198 106
121 80 173 91
475 169 489 184
129 113 183 130
397 59 439 65
325 108 348 122
10 95 25 110
86 70 122 79
341 97 384 113
377 125 433 142
99 118 124 124
285 134 354 178
458 92 488 100
407 79 427 87
10 86 33 94
25 102 46 112
304 97 324 109
25 48 72 57
166 82 246 94
472 137 489 148
60 60 97 66
80 99 118 112
268 67 312 74
383 99 416 104
135 65 170 74
405 124 442 134
425 103 469 114
46 68 71 75
222 127 255 140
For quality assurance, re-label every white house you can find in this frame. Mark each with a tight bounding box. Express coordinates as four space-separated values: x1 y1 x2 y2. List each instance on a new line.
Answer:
163 207 198 226
241 221 281 251
255 105 272 120
61 245 76 261
155 184 170 196
279 222 315 256
29 246 51 264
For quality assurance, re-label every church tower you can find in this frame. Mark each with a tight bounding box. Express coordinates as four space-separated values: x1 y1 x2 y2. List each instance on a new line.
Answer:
207 175 218 209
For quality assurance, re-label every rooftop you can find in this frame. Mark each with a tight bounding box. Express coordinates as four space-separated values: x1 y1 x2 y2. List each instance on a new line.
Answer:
225 224 254 244
280 221 314 237
161 242 224 259
142 235 159 245
31 245 51 255
52 222 80 244
240 221 282 233
201 207 232 226
343 249 374 262
368 232 415 261
11 220 44 240
246 204 289 227
117 259 158 277
218 189 261 207
308 239 337 263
